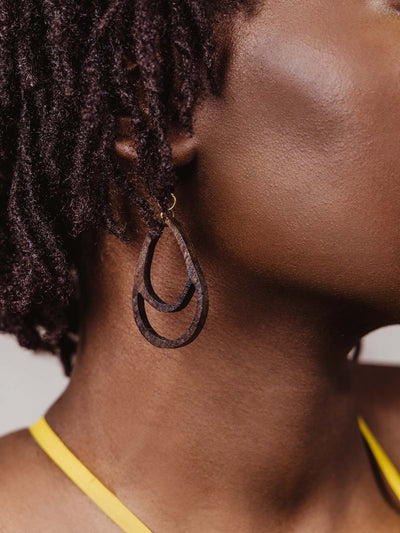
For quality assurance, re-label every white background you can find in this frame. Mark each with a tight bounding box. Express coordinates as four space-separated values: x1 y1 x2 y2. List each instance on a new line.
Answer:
1 325 400 437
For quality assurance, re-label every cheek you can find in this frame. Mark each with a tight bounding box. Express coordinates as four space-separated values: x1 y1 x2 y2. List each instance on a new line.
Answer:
192 7 400 306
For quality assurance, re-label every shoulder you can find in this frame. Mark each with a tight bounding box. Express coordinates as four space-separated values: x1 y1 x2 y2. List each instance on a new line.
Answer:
351 362 400 465
0 428 42 531
0 426 119 532
0 428 37 490
0 427 78 531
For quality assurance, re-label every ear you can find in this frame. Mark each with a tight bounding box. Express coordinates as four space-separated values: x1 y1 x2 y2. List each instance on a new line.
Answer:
114 116 198 167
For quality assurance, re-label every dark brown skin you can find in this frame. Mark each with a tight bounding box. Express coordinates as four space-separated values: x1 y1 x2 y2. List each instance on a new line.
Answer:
1 0 400 530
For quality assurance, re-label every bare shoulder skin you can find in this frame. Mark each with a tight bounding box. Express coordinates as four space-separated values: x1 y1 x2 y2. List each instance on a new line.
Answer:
0 428 71 532
0 429 54 532
0 427 122 532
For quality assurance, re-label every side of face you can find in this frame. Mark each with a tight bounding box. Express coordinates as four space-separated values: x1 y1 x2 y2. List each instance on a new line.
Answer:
182 0 400 320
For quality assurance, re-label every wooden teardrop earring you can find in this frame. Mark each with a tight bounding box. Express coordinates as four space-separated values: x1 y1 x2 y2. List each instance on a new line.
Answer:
132 193 209 348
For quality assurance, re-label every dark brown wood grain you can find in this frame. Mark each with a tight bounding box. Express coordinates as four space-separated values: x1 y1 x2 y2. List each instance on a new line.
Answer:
132 215 209 348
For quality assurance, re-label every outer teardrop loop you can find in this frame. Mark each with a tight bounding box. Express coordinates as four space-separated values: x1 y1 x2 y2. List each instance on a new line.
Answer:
132 216 209 348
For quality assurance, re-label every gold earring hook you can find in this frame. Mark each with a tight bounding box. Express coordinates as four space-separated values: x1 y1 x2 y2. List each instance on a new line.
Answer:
157 193 176 224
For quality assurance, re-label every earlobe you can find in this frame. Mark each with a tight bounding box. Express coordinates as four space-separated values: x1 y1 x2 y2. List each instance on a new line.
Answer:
114 116 199 167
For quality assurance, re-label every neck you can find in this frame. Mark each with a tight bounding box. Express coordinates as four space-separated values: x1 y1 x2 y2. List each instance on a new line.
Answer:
46 229 393 531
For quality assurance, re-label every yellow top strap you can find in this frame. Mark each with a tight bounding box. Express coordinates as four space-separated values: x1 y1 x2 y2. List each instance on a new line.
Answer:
29 416 153 533
358 416 400 502
28 415 400 532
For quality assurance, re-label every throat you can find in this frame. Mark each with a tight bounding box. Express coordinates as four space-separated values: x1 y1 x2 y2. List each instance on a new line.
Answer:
45 345 381 531
44 237 394 530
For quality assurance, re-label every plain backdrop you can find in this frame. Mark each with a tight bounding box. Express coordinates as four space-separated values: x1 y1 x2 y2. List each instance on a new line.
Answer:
1 325 400 437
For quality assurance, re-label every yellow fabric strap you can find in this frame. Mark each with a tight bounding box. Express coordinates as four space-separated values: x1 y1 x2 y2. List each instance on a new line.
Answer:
358 416 400 502
28 416 153 533
29 415 400 532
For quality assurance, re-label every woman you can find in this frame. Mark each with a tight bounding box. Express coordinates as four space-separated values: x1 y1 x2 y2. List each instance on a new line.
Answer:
0 0 399 530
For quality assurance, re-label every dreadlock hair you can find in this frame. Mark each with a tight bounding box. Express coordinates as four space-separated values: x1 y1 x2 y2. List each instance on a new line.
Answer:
0 0 257 377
